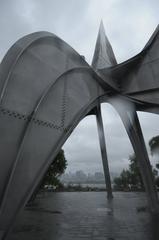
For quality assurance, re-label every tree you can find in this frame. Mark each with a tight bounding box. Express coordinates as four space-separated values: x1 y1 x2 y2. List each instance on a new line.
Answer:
149 135 159 170
149 136 159 156
114 169 131 190
129 154 143 187
113 153 157 191
41 149 67 189
149 135 159 187
28 149 67 204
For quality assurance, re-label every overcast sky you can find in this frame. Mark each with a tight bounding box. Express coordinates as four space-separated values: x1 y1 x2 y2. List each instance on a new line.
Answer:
1 0 159 175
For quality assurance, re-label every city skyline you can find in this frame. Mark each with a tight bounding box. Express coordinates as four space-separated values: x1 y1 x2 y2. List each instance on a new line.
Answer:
60 170 118 183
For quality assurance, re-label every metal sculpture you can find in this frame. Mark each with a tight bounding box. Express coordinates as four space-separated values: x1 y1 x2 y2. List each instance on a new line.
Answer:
0 22 159 239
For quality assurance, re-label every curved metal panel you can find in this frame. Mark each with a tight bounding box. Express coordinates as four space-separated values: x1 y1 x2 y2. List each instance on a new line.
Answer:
0 32 90 205
0 23 159 239
0 33 104 238
0 69 105 237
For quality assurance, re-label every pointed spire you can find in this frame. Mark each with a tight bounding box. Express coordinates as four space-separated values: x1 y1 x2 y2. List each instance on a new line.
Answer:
99 20 105 35
92 20 117 70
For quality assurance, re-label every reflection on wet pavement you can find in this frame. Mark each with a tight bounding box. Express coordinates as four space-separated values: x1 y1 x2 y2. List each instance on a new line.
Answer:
7 192 159 240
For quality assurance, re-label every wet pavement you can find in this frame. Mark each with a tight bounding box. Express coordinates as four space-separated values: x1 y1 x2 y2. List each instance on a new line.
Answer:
8 192 159 240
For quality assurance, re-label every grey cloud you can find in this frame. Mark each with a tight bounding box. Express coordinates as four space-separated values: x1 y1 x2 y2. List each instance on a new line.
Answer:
63 103 159 174
0 0 159 174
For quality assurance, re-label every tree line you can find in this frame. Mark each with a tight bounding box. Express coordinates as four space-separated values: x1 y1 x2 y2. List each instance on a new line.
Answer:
40 135 159 192
29 135 159 203
114 135 159 190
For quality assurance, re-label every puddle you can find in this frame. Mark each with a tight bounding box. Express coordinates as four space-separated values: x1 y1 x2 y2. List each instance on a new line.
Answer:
97 207 112 213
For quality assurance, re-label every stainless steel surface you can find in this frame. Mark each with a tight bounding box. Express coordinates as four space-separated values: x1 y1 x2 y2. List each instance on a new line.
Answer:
96 104 113 199
110 98 159 214
92 22 114 199
0 23 159 239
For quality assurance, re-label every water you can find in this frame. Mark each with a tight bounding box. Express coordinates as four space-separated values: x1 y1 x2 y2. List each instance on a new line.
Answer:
64 183 106 188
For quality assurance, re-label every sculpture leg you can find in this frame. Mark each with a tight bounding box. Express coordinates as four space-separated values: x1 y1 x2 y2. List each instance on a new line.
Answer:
114 102 159 214
96 104 113 199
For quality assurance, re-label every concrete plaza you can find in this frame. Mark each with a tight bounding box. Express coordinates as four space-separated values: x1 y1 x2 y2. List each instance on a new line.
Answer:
8 192 159 240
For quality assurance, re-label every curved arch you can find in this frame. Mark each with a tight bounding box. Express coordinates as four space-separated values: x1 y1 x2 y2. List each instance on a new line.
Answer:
0 31 89 107
0 100 101 238
0 31 102 225
0 32 53 101
107 97 159 213
0 25 159 239
0 66 106 238
0 66 102 204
